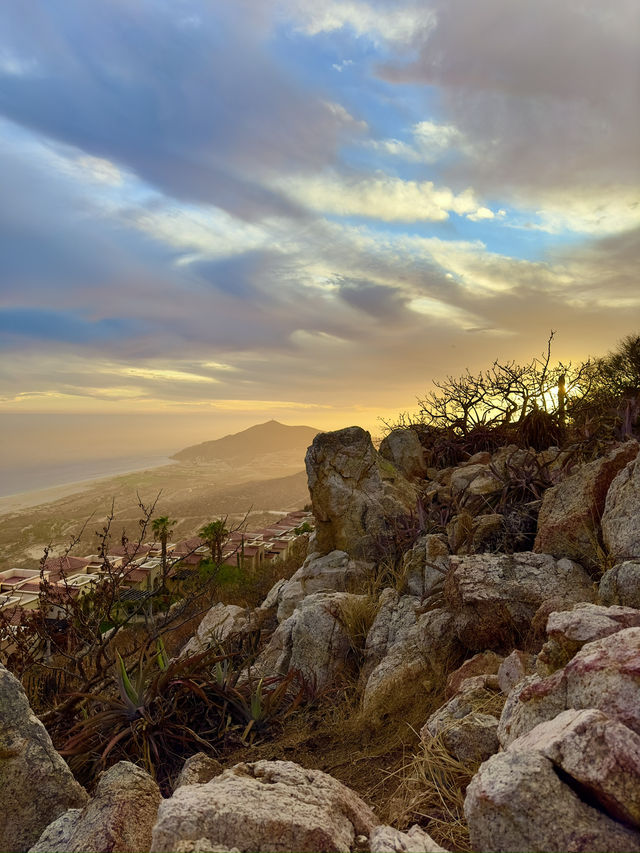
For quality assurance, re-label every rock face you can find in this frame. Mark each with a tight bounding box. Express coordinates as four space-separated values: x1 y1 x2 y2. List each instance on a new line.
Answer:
600 560 640 608
533 440 638 569
369 824 448 853
603 453 640 562
509 708 640 827
29 761 161 853
499 626 640 746
0 663 88 852
276 550 363 621
252 592 361 690
378 428 427 480
151 760 378 853
305 427 417 558
464 750 640 852
444 552 594 651
181 603 250 656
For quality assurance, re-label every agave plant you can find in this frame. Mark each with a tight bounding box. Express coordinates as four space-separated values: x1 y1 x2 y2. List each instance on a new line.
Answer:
58 640 308 794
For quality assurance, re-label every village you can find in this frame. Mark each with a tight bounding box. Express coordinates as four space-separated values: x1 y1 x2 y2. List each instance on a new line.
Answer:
0 509 314 638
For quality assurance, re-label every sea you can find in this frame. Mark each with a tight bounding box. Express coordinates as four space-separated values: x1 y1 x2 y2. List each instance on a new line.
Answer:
0 455 174 500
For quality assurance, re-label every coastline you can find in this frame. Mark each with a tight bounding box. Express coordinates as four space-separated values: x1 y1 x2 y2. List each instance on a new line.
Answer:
0 459 176 515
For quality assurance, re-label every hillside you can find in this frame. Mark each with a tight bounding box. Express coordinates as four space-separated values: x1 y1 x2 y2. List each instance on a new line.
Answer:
171 420 320 464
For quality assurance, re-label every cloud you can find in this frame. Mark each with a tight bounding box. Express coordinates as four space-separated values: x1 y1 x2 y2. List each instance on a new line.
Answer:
379 0 640 206
0 0 361 221
285 0 434 45
369 120 468 164
274 172 492 222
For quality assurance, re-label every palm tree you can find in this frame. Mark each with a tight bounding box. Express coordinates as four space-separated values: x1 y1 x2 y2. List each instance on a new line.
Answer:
152 516 177 584
198 518 230 567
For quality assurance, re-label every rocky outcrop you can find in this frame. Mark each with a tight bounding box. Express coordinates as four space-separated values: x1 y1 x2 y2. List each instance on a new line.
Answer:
444 552 594 651
180 603 251 656
252 591 362 690
534 440 638 569
464 750 640 852
369 824 448 852
276 550 363 621
600 560 640 608
537 603 640 675
30 761 161 853
499 626 640 746
378 428 427 480
602 453 640 562
151 760 378 853
305 427 417 558
0 663 88 852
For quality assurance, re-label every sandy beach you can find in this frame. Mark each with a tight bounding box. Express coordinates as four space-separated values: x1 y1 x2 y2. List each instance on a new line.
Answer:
0 460 176 515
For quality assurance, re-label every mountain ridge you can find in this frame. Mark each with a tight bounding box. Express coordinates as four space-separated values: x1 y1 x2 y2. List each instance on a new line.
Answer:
171 419 321 464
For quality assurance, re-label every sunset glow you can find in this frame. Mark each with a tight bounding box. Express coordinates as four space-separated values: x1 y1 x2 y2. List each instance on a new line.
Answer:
1 1 639 448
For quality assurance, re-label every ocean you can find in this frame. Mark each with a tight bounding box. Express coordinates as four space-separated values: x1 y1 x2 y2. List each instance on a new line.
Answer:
0 455 174 499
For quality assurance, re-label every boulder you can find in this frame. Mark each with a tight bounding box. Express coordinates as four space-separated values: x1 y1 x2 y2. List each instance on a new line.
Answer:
602 453 640 562
401 535 448 598
276 550 363 621
362 608 461 717
252 592 362 690
305 427 417 558
445 651 504 698
444 552 594 651
174 753 224 790
150 760 378 853
464 750 640 852
497 649 536 694
180 603 250 657
361 589 419 684
534 440 638 569
509 708 640 827
0 663 88 852
601 560 640 609
499 627 640 746
537 603 640 675
378 428 427 480
30 761 161 853
369 824 448 852
425 710 500 765
421 680 503 764
258 578 286 611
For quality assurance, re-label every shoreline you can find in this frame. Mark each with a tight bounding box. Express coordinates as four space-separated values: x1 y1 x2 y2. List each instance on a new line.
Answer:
0 459 176 515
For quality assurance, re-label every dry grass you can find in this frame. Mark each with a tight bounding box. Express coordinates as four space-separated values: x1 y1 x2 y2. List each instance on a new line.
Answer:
383 732 475 853
337 593 381 665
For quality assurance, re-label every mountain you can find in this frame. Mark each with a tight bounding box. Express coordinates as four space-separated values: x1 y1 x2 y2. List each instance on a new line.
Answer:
171 420 321 464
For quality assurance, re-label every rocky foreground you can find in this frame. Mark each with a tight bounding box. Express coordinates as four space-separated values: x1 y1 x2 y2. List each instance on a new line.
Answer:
2 425 640 852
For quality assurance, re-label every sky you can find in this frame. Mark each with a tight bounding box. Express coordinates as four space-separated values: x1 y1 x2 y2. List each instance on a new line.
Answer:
0 0 639 457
